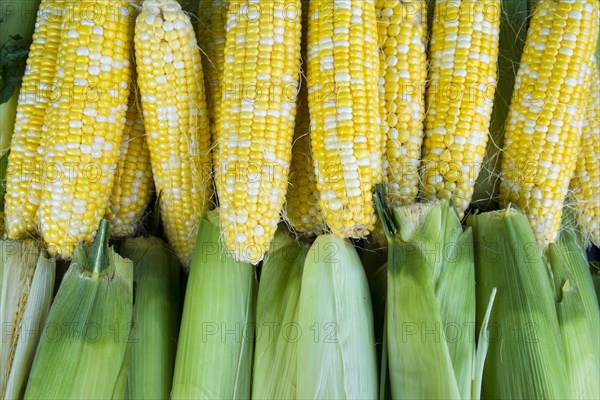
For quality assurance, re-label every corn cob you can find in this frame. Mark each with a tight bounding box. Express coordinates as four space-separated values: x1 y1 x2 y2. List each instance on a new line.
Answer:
106 90 153 237
216 0 302 264
284 87 326 235
307 0 382 238
135 0 212 266
36 0 135 258
4 0 62 239
571 58 599 246
197 0 228 139
499 0 599 247
420 0 501 216
284 0 325 236
377 0 427 206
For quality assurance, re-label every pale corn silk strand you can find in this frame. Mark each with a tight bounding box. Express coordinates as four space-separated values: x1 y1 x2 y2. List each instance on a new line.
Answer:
4 0 63 239
216 0 302 264
499 0 599 248
37 0 134 258
307 0 382 239
419 0 501 217
135 0 212 267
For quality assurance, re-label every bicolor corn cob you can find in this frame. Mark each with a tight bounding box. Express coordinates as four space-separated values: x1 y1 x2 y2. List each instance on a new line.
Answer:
420 0 501 215
377 0 428 206
197 0 229 138
571 57 599 246
37 0 135 258
284 0 325 236
4 0 62 239
135 0 212 266
307 0 382 238
499 0 599 247
285 83 326 235
216 0 302 264
106 89 153 237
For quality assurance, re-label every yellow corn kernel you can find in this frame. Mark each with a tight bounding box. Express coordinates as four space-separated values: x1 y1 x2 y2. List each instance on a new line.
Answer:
106 89 154 237
307 0 382 239
4 0 63 239
216 0 302 264
135 0 212 267
37 0 135 258
420 0 501 216
571 58 599 246
499 0 599 247
377 0 427 206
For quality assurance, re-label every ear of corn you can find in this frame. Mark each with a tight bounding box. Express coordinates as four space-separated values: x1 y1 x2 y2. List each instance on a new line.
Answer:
472 0 529 209
421 0 501 216
121 236 181 400
307 0 382 238
570 57 599 246
171 210 256 399
24 220 134 400
37 0 135 258
284 80 326 236
499 0 599 247
374 197 475 399
135 0 212 267
471 208 569 398
377 0 427 206
252 227 308 399
297 234 378 399
216 0 303 264
0 0 41 157
4 0 63 239
106 89 154 237
197 0 229 140
1 240 55 400
284 0 325 236
547 219 600 399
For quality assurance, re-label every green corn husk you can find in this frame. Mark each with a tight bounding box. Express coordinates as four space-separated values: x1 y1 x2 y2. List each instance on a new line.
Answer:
547 225 600 399
171 210 257 399
1 240 55 399
120 236 181 400
252 227 308 399
296 234 378 399
24 220 133 400
472 0 528 208
375 196 476 399
471 209 569 398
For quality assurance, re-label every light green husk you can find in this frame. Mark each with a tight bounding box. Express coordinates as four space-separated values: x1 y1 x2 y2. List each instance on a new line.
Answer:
252 227 308 399
375 196 476 399
171 210 257 399
471 209 569 398
1 240 55 400
121 236 181 400
547 224 600 399
296 234 378 399
24 220 133 400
